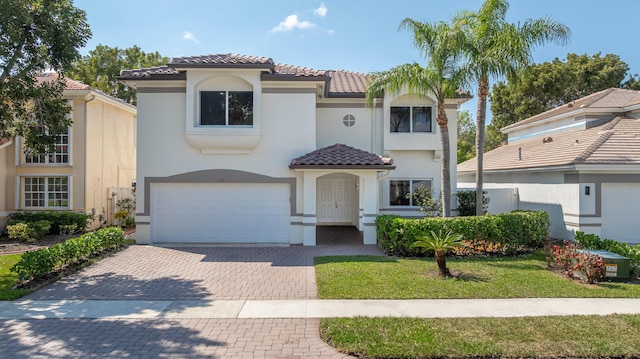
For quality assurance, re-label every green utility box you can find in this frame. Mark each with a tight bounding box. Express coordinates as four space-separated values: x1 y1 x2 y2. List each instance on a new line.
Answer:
582 250 631 280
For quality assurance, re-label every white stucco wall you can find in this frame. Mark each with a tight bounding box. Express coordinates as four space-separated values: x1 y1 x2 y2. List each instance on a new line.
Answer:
316 106 373 152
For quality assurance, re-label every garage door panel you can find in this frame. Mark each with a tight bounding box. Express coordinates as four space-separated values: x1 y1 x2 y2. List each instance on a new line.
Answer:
151 182 290 243
601 183 640 243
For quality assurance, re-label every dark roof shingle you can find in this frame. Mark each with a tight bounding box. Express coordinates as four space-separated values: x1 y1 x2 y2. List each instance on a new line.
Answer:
290 144 394 169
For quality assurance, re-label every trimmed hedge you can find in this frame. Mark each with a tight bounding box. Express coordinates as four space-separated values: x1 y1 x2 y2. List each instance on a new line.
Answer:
10 227 126 284
8 210 93 235
575 231 640 275
376 211 550 257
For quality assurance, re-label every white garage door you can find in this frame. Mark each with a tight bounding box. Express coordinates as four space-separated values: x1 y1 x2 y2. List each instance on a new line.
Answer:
601 183 640 243
150 182 290 243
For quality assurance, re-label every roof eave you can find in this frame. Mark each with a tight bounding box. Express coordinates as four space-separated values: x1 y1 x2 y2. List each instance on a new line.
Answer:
169 63 274 71
289 165 396 170
116 73 187 81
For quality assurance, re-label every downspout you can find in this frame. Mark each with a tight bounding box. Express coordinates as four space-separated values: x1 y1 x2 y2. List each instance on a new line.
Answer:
371 98 376 153
84 93 98 225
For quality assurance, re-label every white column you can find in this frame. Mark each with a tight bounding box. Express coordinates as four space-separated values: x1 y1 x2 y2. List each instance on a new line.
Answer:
361 173 379 245
302 171 318 246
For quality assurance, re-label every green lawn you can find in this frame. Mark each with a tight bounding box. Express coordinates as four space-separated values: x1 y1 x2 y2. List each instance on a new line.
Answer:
321 315 640 359
0 254 31 300
315 252 640 299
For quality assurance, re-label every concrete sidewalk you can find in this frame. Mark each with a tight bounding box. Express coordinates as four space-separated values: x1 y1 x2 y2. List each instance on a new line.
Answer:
2 298 640 320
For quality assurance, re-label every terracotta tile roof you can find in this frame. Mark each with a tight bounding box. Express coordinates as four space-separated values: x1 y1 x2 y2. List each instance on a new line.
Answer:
170 53 273 66
458 115 640 173
326 70 367 96
117 53 469 98
273 63 326 77
119 66 183 79
36 73 91 90
502 88 640 131
290 143 395 169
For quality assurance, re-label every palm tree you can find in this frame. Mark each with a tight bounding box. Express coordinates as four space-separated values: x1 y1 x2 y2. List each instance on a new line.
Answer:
413 229 463 277
455 0 571 215
366 18 467 217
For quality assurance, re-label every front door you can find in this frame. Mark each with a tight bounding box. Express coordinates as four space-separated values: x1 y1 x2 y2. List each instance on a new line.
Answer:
317 177 354 224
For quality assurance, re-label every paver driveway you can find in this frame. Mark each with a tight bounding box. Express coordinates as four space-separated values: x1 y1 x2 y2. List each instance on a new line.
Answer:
1 243 383 358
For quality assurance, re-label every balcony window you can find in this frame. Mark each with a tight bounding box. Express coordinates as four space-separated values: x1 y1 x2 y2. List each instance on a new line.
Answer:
390 106 432 133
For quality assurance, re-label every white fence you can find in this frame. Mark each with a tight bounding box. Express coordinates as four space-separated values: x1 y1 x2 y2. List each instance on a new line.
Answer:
107 187 135 226
457 187 519 214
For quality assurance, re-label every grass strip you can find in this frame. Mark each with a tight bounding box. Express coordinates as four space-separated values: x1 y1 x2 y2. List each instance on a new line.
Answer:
0 254 31 300
315 252 640 299
321 315 640 358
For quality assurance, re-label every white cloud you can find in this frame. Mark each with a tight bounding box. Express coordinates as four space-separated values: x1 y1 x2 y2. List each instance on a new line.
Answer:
326 29 335 35
313 2 328 17
269 14 316 33
183 31 200 44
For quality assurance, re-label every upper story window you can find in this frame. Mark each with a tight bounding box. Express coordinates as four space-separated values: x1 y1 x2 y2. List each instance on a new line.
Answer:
24 129 70 164
390 106 432 133
200 90 253 126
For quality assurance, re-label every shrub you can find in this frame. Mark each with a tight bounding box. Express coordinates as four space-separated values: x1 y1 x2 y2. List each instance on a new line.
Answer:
376 211 549 257
59 224 79 236
575 232 640 275
456 190 490 216
8 211 93 235
407 185 442 217
7 223 32 242
550 241 605 284
7 220 51 242
10 227 126 284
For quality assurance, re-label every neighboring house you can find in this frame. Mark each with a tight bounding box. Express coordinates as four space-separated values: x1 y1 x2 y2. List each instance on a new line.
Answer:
458 88 640 244
118 53 469 246
0 74 137 232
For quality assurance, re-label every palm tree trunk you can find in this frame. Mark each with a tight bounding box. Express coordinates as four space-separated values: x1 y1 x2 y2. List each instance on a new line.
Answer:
475 77 489 216
436 98 451 217
435 250 450 277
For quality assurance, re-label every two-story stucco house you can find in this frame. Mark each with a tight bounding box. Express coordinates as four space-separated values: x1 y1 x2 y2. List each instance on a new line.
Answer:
0 74 137 231
118 53 469 246
459 88 640 244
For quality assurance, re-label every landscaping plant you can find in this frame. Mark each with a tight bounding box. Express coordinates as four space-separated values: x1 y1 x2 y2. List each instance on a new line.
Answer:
550 241 604 284
456 189 489 216
413 229 463 277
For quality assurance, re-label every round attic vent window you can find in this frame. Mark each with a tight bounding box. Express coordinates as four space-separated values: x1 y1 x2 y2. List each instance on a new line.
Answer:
343 114 356 127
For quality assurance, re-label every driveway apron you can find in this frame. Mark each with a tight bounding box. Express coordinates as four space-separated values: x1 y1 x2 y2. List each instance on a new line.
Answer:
1 243 383 358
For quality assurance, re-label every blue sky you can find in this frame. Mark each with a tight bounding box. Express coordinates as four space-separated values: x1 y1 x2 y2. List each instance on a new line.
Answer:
75 0 640 117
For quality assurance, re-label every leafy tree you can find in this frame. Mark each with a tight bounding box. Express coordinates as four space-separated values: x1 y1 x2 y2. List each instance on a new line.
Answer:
455 0 570 215
366 18 467 217
0 0 91 155
487 53 638 150
412 229 463 277
68 44 169 104
457 109 475 163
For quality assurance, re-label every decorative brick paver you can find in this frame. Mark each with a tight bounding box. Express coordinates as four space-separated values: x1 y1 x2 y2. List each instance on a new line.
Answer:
0 318 349 359
7 244 382 358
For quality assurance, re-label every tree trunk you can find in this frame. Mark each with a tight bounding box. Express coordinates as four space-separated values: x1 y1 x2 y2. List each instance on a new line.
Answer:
436 97 451 217
435 250 450 277
475 77 489 216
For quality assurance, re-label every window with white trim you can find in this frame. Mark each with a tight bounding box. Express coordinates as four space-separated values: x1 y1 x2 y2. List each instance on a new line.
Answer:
24 130 70 164
390 106 432 133
24 177 69 208
389 179 432 206
200 90 253 126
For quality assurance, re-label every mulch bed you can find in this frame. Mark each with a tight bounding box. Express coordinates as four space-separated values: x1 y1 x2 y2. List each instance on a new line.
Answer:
0 234 75 255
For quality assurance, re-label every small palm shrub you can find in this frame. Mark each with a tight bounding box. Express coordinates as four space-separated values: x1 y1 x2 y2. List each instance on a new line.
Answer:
413 229 463 277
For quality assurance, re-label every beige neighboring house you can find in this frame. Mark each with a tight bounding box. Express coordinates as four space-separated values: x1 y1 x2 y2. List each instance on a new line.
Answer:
0 74 137 232
458 88 640 244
